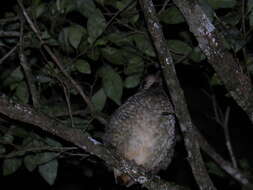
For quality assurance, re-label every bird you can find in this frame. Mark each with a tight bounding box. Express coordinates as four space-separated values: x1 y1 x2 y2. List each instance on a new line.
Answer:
103 75 176 186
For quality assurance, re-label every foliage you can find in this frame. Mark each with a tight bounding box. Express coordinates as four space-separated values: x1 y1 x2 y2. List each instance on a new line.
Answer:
0 0 252 188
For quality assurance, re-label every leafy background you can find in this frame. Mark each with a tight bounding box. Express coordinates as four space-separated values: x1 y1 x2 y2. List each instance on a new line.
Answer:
0 0 253 189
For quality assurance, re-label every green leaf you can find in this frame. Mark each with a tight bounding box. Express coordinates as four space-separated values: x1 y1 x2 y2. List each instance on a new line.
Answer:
168 40 192 54
224 28 246 52
87 9 106 44
14 81 29 104
3 158 22 176
159 7 185 24
206 162 225 177
11 67 24 81
250 10 253 26
101 66 123 105
31 0 42 6
205 0 236 9
239 159 250 170
210 74 222 86
68 25 85 49
94 38 108 46
36 152 59 165
124 75 141 88
24 154 38 172
124 56 144 75
58 27 74 54
132 34 156 57
189 47 206 63
247 58 253 78
75 59 91 74
1 134 14 144
116 0 133 9
101 47 125 65
87 48 100 61
116 1 138 24
45 34 57 45
199 0 214 22
24 151 58 172
44 137 62 147
56 0 76 14
67 118 91 129
130 14 139 25
222 11 240 26
34 3 46 18
77 0 97 18
96 0 118 7
248 0 253 12
3 67 24 87
12 127 29 138
39 159 58 185
36 75 52 83
23 138 44 147
106 33 133 46
58 27 69 46
0 145 6 154
91 88 107 111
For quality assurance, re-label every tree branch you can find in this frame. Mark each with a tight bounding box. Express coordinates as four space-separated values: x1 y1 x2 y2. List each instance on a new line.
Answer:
173 0 253 124
195 128 253 188
18 11 39 108
16 0 95 113
0 96 188 190
0 31 20 37
0 45 18 65
139 0 216 189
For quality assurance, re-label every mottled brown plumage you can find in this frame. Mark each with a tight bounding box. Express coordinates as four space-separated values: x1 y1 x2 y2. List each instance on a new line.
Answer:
104 80 176 186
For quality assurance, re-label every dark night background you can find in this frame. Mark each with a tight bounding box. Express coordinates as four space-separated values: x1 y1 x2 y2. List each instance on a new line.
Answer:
0 0 253 189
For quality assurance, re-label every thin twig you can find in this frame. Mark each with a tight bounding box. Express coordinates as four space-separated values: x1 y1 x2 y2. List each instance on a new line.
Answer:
174 50 192 64
44 46 95 111
103 0 136 34
16 0 94 113
212 95 238 169
16 0 42 41
0 45 18 65
0 145 77 158
211 95 222 124
76 0 136 59
62 81 74 128
0 31 20 37
0 16 19 25
18 11 39 108
158 0 171 14
196 127 252 187
223 107 238 169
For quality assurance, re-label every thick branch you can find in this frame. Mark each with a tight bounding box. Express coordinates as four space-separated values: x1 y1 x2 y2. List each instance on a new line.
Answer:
139 0 216 189
173 0 253 124
0 96 187 190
